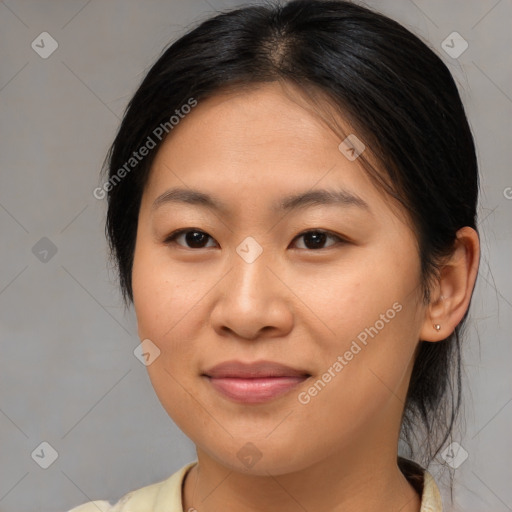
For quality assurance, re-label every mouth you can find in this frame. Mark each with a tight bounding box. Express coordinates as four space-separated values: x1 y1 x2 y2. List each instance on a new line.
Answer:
202 360 311 404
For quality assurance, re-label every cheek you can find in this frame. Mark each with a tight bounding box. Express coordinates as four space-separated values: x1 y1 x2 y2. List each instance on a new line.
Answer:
301 244 424 409
294 301 421 452
132 243 200 341
131 243 222 401
131 245 209 429
298 253 419 350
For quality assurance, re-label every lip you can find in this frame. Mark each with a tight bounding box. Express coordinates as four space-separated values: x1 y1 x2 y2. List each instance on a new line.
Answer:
202 360 311 404
204 360 310 379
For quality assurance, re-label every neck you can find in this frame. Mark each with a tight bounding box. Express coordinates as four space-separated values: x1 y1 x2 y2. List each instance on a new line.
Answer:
183 442 421 512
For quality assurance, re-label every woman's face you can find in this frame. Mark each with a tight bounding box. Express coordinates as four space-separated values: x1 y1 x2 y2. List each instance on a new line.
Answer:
132 82 429 475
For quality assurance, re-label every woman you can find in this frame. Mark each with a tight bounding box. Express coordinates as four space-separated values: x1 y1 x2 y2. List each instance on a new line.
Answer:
70 1 480 510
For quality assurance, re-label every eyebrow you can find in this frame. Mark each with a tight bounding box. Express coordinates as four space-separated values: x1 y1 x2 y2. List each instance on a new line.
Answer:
151 186 370 214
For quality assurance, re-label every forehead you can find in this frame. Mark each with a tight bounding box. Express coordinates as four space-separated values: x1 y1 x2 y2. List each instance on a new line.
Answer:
147 83 355 181
168 82 343 158
140 82 407 227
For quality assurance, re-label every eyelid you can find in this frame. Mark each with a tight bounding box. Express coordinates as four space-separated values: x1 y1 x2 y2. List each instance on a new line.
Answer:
291 229 348 249
164 228 349 250
164 228 218 247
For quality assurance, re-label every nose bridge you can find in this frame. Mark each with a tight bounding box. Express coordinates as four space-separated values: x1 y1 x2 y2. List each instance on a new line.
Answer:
208 235 293 340
229 237 277 304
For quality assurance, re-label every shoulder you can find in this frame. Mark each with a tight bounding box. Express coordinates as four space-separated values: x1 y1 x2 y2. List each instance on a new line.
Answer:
398 457 443 512
67 462 196 512
66 500 116 512
421 470 443 512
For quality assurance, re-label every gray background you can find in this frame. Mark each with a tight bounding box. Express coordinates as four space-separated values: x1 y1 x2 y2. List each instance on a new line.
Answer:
0 1 510 511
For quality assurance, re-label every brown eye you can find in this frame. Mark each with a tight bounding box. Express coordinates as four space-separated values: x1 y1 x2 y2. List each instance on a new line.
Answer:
165 229 217 249
164 228 346 251
292 230 344 250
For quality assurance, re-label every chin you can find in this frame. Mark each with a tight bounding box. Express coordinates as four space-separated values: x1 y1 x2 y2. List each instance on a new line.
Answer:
198 436 322 477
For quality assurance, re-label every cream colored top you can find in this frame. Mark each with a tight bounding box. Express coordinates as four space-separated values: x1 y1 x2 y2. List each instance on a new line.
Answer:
67 461 443 511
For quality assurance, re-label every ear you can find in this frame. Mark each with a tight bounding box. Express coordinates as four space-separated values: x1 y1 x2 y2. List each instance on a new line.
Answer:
420 226 480 342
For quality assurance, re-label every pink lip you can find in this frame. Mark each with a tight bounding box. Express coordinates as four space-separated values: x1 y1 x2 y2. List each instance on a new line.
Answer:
203 360 310 404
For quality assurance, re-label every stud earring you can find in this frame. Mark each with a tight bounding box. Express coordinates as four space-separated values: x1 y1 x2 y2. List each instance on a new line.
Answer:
434 324 441 331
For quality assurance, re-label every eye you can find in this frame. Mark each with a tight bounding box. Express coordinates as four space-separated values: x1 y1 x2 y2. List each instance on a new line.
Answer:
291 230 346 250
164 229 217 249
164 228 346 251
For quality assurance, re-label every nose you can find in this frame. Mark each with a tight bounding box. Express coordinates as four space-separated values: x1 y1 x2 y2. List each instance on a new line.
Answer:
209 247 294 341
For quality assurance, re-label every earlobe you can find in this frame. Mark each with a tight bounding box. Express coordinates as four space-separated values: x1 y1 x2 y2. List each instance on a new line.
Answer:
420 226 480 342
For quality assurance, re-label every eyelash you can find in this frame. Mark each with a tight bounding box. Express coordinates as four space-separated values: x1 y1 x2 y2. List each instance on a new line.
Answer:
163 228 348 250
